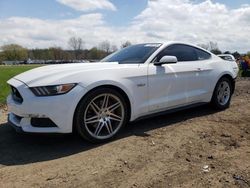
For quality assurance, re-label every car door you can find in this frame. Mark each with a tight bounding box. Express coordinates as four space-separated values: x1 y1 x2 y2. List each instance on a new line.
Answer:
147 44 209 113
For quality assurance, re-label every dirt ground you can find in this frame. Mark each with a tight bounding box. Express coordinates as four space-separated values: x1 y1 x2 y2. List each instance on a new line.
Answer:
0 78 249 188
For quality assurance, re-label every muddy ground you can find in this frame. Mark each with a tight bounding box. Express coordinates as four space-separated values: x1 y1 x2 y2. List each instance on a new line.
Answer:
0 78 249 188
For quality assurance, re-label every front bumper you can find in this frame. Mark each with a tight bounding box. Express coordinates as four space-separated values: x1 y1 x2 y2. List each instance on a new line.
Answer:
8 114 24 133
7 78 86 133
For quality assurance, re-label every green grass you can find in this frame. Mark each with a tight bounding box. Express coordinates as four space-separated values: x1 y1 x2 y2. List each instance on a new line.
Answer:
0 65 41 104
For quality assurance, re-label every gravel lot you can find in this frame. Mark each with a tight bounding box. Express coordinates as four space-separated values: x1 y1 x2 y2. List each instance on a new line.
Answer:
0 78 249 188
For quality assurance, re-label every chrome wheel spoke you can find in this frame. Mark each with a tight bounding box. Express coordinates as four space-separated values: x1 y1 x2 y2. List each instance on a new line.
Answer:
90 102 101 115
220 97 224 103
109 112 122 122
107 119 113 133
220 93 224 100
224 91 229 96
222 84 228 91
217 92 222 99
102 94 109 109
108 102 121 112
85 115 99 124
94 121 104 136
104 119 113 134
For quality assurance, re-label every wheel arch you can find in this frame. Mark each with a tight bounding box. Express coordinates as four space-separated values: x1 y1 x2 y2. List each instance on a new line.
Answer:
217 74 235 94
210 73 235 109
73 84 132 132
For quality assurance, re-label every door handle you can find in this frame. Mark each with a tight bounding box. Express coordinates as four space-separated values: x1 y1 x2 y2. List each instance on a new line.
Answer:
196 68 202 72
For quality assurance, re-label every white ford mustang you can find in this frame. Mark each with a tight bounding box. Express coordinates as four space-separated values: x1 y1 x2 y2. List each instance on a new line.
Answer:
7 42 239 142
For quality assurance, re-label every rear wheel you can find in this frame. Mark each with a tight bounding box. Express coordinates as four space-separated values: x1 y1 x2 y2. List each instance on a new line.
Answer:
75 88 128 143
211 77 232 110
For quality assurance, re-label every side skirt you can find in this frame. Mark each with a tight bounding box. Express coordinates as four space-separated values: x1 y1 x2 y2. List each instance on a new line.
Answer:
132 102 208 122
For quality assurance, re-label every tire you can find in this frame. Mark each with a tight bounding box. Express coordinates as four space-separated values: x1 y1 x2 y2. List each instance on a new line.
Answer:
211 77 232 110
74 88 129 143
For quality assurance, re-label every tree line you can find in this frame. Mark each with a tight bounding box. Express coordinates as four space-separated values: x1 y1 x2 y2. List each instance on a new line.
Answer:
0 37 132 63
197 41 249 59
1 38 249 63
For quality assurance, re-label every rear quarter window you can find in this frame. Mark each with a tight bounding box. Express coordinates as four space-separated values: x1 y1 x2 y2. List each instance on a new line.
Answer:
195 48 211 60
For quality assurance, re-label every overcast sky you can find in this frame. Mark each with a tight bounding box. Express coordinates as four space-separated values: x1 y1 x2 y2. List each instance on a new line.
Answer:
0 0 250 52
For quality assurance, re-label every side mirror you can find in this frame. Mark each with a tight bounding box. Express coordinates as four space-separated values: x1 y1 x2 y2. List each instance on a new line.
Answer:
154 56 178 66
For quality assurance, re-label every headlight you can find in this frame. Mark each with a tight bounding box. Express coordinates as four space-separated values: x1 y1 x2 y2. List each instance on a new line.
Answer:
30 83 76 96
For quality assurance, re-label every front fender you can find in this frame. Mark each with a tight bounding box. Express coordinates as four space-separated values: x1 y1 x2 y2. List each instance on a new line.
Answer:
77 80 137 121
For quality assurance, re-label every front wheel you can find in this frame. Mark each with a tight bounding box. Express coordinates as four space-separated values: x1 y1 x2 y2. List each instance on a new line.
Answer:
74 88 128 143
211 77 232 110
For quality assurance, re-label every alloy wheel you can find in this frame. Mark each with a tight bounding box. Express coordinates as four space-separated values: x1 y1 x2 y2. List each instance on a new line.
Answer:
217 81 230 106
83 93 125 140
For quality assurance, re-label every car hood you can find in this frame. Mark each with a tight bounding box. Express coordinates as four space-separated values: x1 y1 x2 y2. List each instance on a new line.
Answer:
11 62 121 87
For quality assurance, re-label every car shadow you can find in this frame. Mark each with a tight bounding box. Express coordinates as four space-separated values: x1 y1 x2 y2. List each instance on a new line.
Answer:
0 104 218 166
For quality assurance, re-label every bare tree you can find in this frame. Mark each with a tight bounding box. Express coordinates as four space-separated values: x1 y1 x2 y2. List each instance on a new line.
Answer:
68 37 84 59
197 43 209 50
111 44 118 52
121 41 132 48
99 40 111 54
208 41 219 52
198 41 221 54
200 41 218 51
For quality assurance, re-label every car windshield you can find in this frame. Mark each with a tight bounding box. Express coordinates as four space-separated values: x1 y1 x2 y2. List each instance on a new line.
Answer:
101 43 162 64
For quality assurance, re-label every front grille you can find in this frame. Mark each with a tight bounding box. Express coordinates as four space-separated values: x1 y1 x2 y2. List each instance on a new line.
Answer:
10 86 23 103
31 118 58 128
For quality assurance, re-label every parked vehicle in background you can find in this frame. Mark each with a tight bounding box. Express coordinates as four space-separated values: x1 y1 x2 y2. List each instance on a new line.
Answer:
7 42 239 143
218 54 236 62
